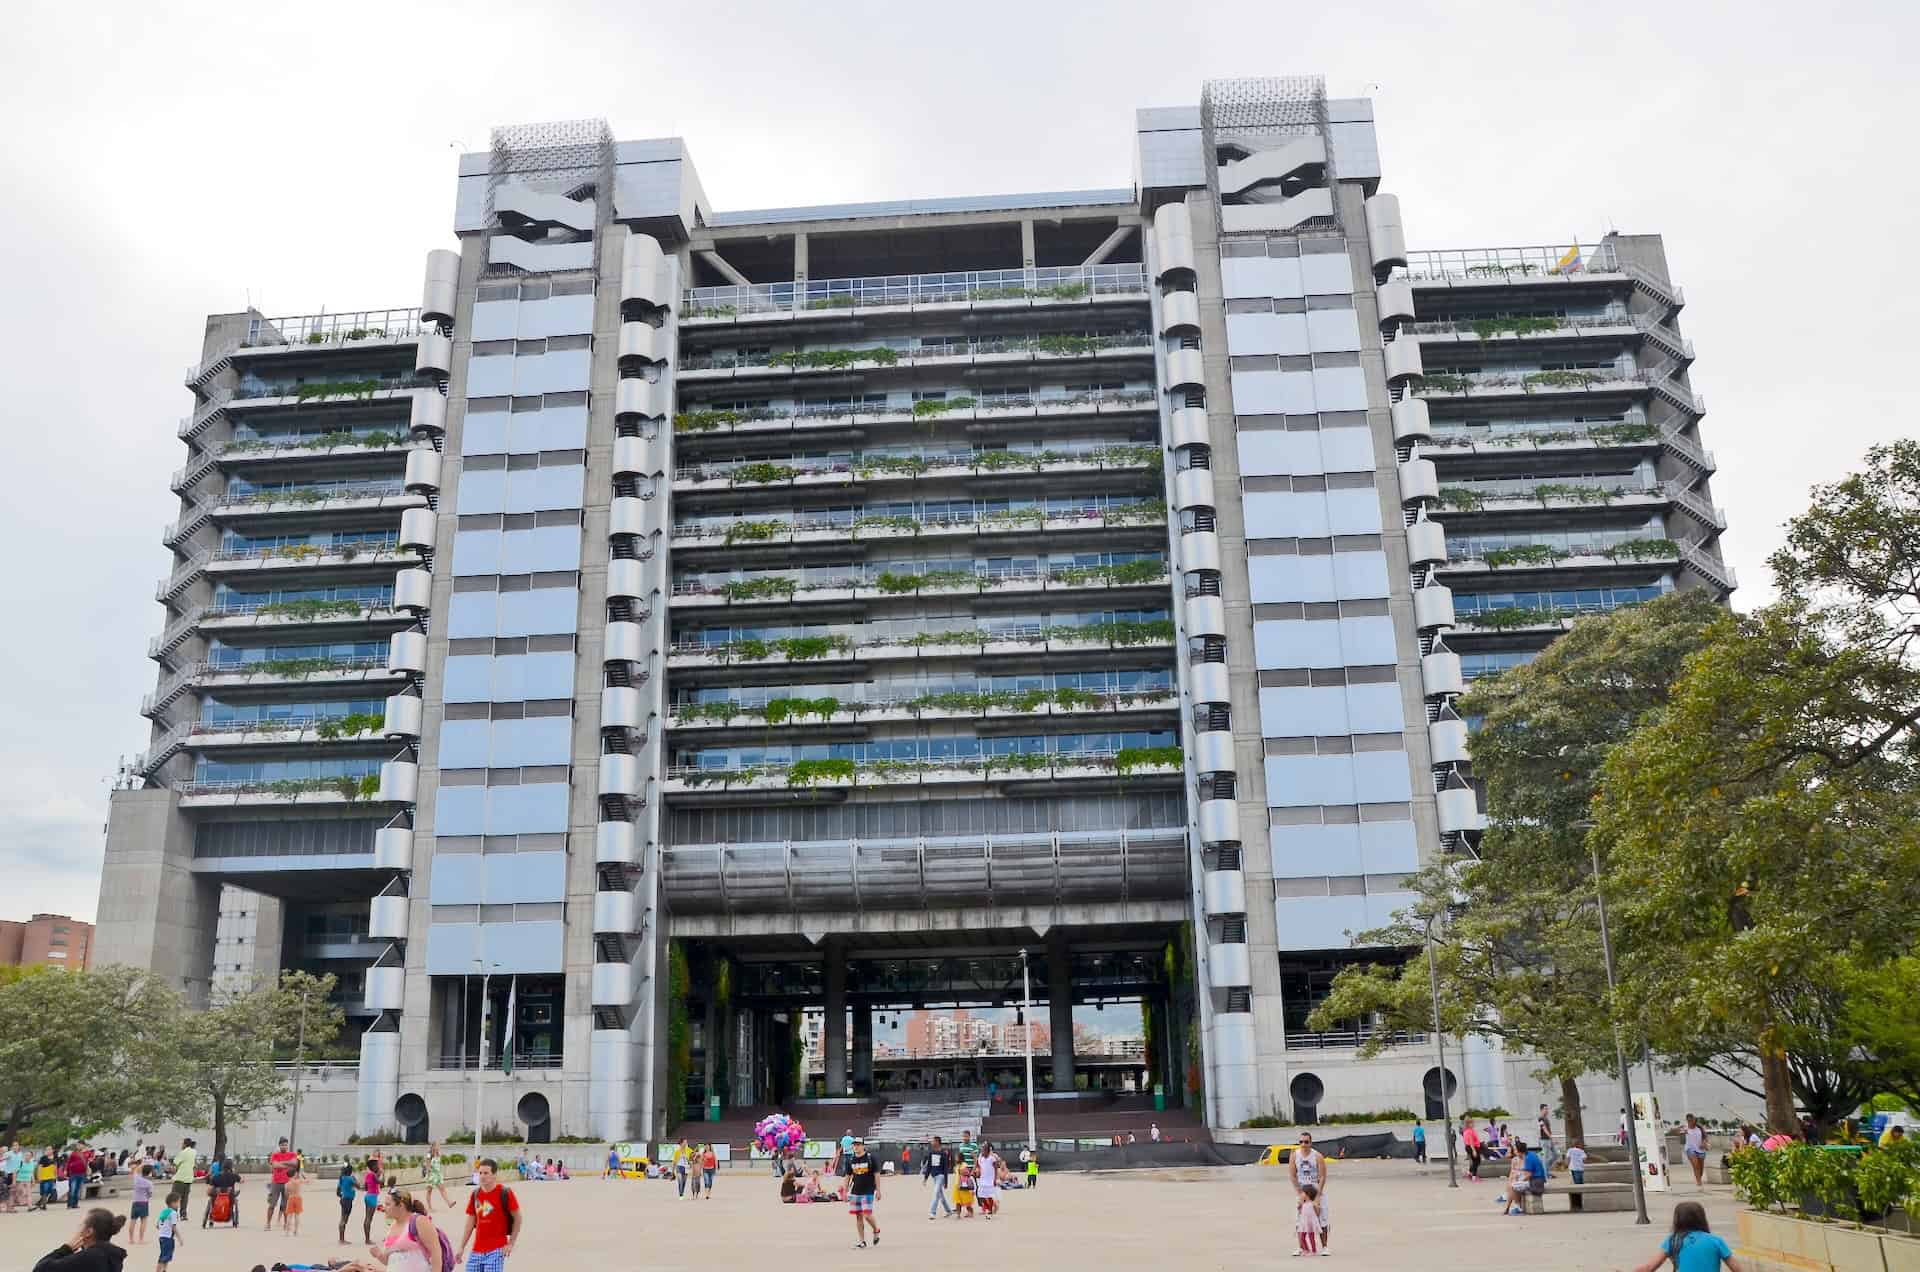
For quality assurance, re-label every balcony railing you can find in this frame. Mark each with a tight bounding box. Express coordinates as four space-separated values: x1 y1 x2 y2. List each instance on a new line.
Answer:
202 655 393 678
683 264 1148 319
210 540 406 565
679 331 1152 374
199 597 397 621
1284 1024 1429 1051
1398 242 1621 283
667 747 1182 788
230 372 418 402
668 618 1177 664
673 444 1160 485
1415 368 1647 396
672 502 1168 545
1435 477 1676 511
216 482 412 510
1401 311 1632 339
667 687 1178 725
673 390 1157 435
672 561 1170 602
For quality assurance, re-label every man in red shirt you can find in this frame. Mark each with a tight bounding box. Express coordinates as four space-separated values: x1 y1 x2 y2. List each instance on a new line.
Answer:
64 1144 89 1209
455 1157 521 1272
265 1137 298 1230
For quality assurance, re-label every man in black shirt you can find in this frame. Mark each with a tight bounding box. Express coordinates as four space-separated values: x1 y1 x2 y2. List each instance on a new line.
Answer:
922 1136 952 1219
845 1136 880 1249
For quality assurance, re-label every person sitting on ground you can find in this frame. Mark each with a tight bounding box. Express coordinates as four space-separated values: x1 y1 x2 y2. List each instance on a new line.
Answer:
780 1167 801 1203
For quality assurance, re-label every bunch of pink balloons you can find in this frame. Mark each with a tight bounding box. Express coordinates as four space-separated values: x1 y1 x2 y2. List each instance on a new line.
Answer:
755 1112 806 1154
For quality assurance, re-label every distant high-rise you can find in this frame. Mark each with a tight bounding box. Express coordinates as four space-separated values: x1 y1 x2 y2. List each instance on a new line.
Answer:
98 77 1732 1139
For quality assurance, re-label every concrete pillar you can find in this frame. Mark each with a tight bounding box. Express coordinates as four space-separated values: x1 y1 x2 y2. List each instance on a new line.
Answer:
96 789 220 1005
852 1004 874 1095
1020 219 1037 271
703 989 720 1104
793 233 808 286
824 941 848 1095
1047 935 1075 1093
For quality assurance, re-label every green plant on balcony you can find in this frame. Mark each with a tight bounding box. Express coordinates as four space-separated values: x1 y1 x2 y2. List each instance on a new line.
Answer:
1115 745 1182 775
723 519 785 545
759 696 841 726
1463 263 1538 278
1419 372 1473 393
1103 499 1168 526
675 410 736 433
254 598 372 620
972 449 1049 472
771 635 851 661
293 379 384 402
304 332 328 345
1031 334 1100 357
676 701 743 723
1480 544 1567 568
1585 422 1658 444
724 638 771 661
1531 483 1614 505
249 657 338 679
1522 370 1598 389
1605 537 1680 561
730 462 798 485
874 571 924 594
270 543 323 560
852 515 918 535
1462 607 1562 630
983 751 1053 777
314 712 383 740
906 629 991 649
1037 281 1089 300
982 506 1046 529
919 569 981 592
804 296 858 310
870 759 924 781
684 303 737 319
1050 686 1102 710
855 454 931 477
910 395 976 420
1437 487 1485 511
786 758 856 787
1469 316 1565 341
1062 619 1178 646
768 346 899 370
718 577 798 602
1088 444 1162 468
967 286 1029 301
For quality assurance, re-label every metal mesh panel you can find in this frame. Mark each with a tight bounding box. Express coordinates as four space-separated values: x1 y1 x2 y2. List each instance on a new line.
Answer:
1200 75 1337 229
486 118 614 218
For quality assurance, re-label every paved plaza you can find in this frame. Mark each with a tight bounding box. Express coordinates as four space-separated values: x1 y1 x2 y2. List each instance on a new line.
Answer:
5 1160 1741 1270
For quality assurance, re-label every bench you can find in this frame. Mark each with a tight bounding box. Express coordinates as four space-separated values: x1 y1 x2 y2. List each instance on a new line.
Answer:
1519 1183 1636 1214
83 1179 124 1201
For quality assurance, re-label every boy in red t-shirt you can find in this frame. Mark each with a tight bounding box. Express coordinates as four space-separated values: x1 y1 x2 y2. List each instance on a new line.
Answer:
265 1137 298 1230
456 1158 521 1272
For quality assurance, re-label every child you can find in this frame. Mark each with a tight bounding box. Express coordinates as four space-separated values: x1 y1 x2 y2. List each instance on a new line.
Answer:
1631 1200 1747 1272
1295 1184 1321 1257
129 1164 154 1244
283 1167 305 1236
1567 1140 1588 1186
953 1163 976 1218
335 1163 357 1244
156 1194 184 1271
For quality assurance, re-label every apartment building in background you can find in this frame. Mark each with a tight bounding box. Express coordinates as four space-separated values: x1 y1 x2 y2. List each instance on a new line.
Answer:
96 76 1742 1141
0 914 94 970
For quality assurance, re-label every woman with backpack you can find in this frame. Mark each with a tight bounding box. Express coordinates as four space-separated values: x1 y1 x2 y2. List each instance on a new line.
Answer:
340 1187 450 1272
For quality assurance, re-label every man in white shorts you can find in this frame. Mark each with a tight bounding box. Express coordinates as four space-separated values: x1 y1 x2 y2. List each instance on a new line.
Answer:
1289 1131 1330 1255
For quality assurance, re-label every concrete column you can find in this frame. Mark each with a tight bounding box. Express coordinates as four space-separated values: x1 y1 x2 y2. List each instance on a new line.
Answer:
824 940 848 1095
852 1004 874 1095
96 789 220 1005
1047 935 1075 1093
1020 219 1036 271
703 990 720 1104
793 233 808 285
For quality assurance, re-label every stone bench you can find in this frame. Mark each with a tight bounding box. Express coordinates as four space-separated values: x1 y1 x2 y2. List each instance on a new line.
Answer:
1519 1183 1636 1214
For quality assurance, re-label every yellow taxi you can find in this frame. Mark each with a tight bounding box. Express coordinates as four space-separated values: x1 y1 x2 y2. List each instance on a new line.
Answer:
1257 1144 1297 1166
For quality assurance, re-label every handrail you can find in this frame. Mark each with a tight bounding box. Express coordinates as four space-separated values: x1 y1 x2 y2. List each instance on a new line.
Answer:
667 748 1160 781
215 482 413 509
678 332 1153 373
683 264 1148 317
672 445 1160 483
1398 242 1621 281
673 389 1158 433
667 690 1177 721
671 503 1164 541
209 539 406 564
1676 537 1737 591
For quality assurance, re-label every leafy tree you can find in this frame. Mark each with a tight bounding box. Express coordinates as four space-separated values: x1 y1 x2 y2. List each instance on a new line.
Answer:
0 967 185 1142
1597 611 1920 1137
1837 955 1920 1117
1307 592 1724 1142
169 970 346 1158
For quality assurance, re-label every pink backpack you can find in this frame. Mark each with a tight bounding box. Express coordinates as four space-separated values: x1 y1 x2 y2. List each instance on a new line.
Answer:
410 1215 456 1272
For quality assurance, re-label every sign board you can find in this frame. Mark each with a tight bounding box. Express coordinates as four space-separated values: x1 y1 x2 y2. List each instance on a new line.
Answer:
1632 1090 1670 1193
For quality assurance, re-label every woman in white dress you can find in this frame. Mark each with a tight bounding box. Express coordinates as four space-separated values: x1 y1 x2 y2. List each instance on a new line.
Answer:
975 1144 1001 1219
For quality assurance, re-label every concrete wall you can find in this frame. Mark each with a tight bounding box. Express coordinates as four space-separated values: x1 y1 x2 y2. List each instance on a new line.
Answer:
96 788 219 1003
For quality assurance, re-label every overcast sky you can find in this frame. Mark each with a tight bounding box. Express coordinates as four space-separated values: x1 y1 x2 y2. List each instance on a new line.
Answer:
3 0 1913 921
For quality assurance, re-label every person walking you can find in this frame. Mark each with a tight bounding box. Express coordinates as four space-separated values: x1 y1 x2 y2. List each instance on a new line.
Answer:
687 1145 703 1200
1567 1140 1588 1185
1682 1115 1709 1189
35 1148 58 1210
1294 1184 1322 1258
366 1188 443 1272
336 1163 358 1245
453 1158 521 1272
155 1196 183 1272
923 1136 952 1219
845 1136 881 1249
1412 1121 1428 1165
1537 1105 1557 1174
699 1144 717 1197
64 1144 89 1209
1630 1200 1748 1272
672 1138 691 1198
14 1141 34 1210
1023 1145 1038 1190
1290 1131 1331 1253
425 1142 455 1212
604 1145 620 1180
1461 1120 1483 1181
974 1143 1000 1218
284 1166 306 1237
361 1158 383 1243
266 1136 297 1230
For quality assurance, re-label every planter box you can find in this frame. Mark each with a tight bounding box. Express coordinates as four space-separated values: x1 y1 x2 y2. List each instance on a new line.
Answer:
1739 1209 1920 1272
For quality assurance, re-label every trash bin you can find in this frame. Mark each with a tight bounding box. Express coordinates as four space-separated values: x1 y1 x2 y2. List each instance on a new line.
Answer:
1153 1084 1165 1112
707 1095 721 1123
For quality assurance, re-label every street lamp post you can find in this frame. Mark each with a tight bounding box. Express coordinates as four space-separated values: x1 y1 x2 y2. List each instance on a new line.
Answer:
288 985 310 1150
1018 949 1037 1152
473 961 498 1158
1585 829 1650 1225
1422 917 1459 1187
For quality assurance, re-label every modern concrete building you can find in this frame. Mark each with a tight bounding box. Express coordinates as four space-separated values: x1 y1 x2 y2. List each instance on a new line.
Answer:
99 76 1737 1140
0 913 94 970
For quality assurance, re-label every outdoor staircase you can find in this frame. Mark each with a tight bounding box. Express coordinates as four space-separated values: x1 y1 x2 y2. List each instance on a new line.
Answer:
1677 537 1737 596
1621 261 1685 319
865 1097 990 1146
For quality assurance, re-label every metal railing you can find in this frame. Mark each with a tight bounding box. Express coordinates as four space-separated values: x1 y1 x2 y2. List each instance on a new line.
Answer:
199 596 397 620
679 332 1152 373
210 539 405 564
1401 311 1631 337
672 502 1163 542
672 446 1157 484
231 372 416 402
1676 537 1737 592
683 264 1148 318
203 655 392 677
184 308 422 386
1416 368 1648 394
666 689 1177 722
672 563 1169 598
1283 1024 1429 1051
1399 242 1621 282
673 389 1157 432
188 713 383 738
216 481 411 509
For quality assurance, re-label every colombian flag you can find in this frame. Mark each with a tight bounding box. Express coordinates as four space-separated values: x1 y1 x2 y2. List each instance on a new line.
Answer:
1548 242 1583 275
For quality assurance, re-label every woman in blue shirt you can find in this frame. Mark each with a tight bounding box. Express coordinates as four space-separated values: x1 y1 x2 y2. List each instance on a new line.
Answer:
1632 1202 1747 1272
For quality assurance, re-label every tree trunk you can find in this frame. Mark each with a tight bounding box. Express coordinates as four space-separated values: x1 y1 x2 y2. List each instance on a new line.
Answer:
1559 1075 1587 1146
213 1095 228 1162
1761 1047 1797 1134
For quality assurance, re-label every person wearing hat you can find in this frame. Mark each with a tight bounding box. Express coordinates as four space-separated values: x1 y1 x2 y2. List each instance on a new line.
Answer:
845 1136 881 1249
